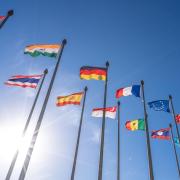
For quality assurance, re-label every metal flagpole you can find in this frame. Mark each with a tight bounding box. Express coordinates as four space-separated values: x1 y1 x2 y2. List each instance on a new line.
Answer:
71 86 88 180
98 61 109 180
5 69 48 180
169 123 180 178
169 95 180 142
117 101 120 180
0 10 14 29
18 39 67 180
141 80 154 180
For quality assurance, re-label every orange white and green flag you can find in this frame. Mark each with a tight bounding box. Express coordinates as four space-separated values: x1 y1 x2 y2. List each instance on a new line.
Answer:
56 92 84 106
24 44 61 58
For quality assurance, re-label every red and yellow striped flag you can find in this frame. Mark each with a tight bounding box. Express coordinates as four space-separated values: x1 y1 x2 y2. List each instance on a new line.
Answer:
56 92 84 106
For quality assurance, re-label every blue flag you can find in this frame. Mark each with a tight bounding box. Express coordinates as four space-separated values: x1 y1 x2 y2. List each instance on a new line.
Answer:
174 137 180 147
148 100 170 112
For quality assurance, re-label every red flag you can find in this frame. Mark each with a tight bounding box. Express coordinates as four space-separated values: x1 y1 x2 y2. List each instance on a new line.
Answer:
176 114 180 124
0 16 5 22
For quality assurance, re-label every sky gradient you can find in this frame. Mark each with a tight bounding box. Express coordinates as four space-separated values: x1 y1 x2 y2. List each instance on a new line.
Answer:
1 0 180 180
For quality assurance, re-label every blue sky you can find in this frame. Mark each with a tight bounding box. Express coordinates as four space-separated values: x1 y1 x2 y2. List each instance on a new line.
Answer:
1 0 180 180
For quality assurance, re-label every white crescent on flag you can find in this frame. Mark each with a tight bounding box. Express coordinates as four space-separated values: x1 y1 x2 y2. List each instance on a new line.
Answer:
92 106 117 119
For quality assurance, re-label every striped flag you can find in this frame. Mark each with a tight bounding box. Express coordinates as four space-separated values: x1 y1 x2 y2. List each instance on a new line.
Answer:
24 44 61 58
151 128 170 140
92 106 117 119
125 119 145 131
56 92 84 106
176 114 180 124
5 74 42 88
0 16 5 23
80 66 107 81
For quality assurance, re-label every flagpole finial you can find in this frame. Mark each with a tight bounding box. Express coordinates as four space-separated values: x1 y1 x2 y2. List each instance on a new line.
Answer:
106 61 109 67
44 69 48 74
84 86 88 91
169 123 172 128
62 39 67 45
141 80 144 85
7 10 14 16
117 101 120 106
169 95 172 100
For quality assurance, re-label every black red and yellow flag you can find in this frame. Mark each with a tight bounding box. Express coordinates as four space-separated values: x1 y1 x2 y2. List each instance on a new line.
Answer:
80 66 107 81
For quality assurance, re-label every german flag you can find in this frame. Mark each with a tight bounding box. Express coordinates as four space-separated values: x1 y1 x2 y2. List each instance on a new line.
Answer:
80 66 107 81
56 92 84 106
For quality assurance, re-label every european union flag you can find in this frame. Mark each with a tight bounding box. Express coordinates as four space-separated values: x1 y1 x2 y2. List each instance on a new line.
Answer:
148 100 170 113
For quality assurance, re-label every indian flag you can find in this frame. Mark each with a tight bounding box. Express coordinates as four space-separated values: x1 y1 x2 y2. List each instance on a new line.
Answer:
24 44 61 58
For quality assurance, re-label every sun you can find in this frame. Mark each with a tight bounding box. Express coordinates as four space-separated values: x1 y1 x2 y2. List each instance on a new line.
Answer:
0 121 50 172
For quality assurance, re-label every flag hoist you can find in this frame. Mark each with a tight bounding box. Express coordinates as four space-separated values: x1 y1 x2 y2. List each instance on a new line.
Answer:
169 95 180 143
117 101 120 180
98 61 109 180
18 39 67 180
169 124 180 178
141 80 154 180
0 10 13 29
5 69 48 180
70 87 88 180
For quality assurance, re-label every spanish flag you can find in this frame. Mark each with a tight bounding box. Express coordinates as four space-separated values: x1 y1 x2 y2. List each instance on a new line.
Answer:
56 92 84 106
80 66 107 81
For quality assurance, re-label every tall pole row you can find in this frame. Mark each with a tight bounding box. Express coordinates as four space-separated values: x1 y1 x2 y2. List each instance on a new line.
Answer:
71 86 88 180
169 124 180 178
5 69 48 180
117 101 120 180
18 39 67 180
98 61 109 180
141 80 154 180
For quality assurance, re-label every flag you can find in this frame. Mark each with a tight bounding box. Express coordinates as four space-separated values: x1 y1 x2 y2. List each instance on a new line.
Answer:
92 106 117 119
116 85 140 98
5 75 42 88
174 137 180 147
80 66 107 81
176 114 180 124
24 44 61 58
0 16 5 23
125 119 145 131
148 100 170 112
56 92 83 106
151 128 170 140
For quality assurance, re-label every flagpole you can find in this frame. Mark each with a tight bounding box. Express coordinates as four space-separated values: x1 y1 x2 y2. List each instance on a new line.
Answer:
5 69 48 180
98 61 109 180
71 86 88 180
141 80 154 180
169 123 180 178
117 101 120 180
18 39 67 180
0 10 14 29
169 95 180 143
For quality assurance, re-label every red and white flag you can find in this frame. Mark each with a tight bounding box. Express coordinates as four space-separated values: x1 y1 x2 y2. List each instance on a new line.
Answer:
176 114 180 124
92 106 117 119
0 16 5 23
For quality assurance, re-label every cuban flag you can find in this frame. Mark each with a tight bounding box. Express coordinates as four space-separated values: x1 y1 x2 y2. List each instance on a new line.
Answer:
116 85 140 98
151 128 170 140
148 100 170 113
5 74 43 88
92 106 117 119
